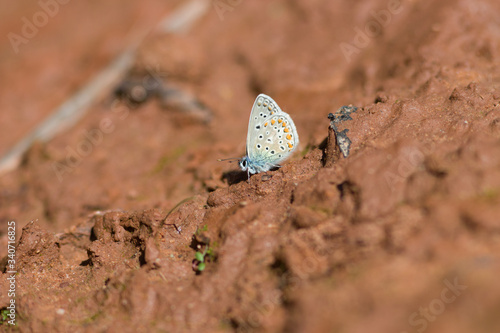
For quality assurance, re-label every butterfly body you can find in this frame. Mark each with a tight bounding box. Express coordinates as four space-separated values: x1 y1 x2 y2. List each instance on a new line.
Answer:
239 94 299 176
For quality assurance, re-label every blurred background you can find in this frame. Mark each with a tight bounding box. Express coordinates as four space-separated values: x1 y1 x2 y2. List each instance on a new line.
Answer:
0 0 179 156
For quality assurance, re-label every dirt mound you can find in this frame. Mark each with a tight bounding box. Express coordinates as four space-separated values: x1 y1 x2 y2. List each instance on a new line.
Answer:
1 0 500 332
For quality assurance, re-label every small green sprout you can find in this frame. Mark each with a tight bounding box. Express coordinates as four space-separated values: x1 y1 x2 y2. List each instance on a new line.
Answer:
198 262 206 272
194 247 209 272
195 251 204 262
195 224 208 236
192 225 215 273
0 309 10 323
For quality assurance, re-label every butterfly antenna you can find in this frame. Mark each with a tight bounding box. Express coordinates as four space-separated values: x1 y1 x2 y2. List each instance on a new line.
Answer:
217 157 240 163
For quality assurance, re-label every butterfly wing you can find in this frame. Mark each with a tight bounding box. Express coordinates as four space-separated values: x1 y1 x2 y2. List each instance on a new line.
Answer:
246 94 299 169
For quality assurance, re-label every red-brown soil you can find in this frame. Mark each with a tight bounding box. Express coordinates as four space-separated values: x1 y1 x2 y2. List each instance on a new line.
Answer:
1 0 500 332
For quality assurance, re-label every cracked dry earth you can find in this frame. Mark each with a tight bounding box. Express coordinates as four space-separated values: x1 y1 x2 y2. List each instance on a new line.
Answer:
1 0 500 332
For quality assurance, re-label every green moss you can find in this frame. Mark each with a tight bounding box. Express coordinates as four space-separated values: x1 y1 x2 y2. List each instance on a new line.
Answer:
300 144 313 157
150 146 187 174
308 205 333 216
78 310 103 325
479 188 499 202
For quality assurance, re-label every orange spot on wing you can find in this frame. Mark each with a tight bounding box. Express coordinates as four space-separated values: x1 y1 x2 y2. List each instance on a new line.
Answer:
264 122 268 127
271 119 276 125
288 143 293 149
284 128 290 133
278 119 283 123
286 134 292 140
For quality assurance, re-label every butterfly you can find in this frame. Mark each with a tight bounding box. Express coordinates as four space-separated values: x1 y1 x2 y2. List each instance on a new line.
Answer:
238 94 299 177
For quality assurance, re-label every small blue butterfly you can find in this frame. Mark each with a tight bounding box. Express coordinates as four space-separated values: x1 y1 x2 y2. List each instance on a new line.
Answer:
238 94 299 177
